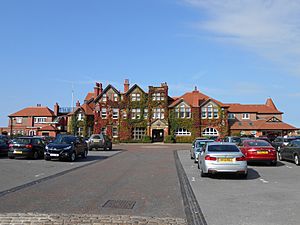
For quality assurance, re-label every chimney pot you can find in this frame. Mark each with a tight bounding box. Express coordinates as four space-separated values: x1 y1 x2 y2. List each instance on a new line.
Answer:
124 79 130 93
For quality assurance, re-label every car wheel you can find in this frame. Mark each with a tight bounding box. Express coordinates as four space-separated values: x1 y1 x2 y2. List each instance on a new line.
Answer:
81 150 88 158
103 145 107 151
70 152 76 162
278 152 283 161
294 154 300 166
8 156 14 159
197 161 200 169
200 169 207 177
190 153 194 160
270 160 277 166
44 156 51 161
239 172 248 179
109 145 112 151
33 151 39 160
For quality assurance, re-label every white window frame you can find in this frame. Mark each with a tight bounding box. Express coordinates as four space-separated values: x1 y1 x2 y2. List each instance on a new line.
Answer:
242 113 250 120
102 94 107 102
16 117 23 124
152 108 164 119
112 108 119 119
202 127 219 136
133 127 146 140
77 113 83 121
176 105 191 118
113 94 118 101
101 108 107 119
213 108 219 119
152 92 164 101
34 117 47 123
175 128 191 136
101 127 107 135
143 108 148 119
201 108 207 119
112 127 118 137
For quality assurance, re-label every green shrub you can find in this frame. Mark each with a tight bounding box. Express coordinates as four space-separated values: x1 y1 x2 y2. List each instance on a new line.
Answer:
175 136 194 143
164 135 175 143
141 135 152 143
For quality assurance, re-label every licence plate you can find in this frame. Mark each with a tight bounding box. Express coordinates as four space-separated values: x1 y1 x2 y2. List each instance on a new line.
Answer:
257 151 268 154
14 150 22 154
218 158 233 162
93 139 100 143
50 153 59 157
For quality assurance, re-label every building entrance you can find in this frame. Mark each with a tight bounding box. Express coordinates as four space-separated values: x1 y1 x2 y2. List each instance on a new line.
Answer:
152 129 164 142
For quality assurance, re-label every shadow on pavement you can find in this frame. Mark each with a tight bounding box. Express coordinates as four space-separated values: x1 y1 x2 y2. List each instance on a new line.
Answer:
248 161 285 167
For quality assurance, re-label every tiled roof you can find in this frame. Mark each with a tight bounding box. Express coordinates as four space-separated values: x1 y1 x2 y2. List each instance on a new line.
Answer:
39 125 58 131
227 104 282 114
84 92 94 102
9 106 55 117
169 90 224 108
69 102 94 116
230 120 297 130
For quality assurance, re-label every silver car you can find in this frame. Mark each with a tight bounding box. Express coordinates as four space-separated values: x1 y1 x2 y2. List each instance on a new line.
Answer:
198 142 247 178
190 139 214 163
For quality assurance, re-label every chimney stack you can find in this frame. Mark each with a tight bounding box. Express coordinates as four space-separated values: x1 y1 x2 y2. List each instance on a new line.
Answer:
76 100 80 107
54 103 59 116
124 79 130 93
94 82 103 99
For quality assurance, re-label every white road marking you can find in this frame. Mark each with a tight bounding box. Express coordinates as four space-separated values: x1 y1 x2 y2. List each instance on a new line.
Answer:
35 173 45 177
286 166 293 169
69 163 74 165
192 177 196 182
259 178 269 184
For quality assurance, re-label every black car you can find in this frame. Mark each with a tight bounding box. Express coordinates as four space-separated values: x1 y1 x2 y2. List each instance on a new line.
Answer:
278 139 300 166
0 138 9 156
44 135 88 161
8 137 45 159
272 136 299 151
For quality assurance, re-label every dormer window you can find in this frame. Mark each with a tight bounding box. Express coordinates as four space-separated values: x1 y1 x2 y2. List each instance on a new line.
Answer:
175 105 191 118
228 113 235 119
77 113 83 121
201 104 219 119
242 113 250 120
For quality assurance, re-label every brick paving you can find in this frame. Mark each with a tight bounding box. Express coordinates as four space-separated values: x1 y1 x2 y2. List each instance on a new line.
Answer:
0 213 187 225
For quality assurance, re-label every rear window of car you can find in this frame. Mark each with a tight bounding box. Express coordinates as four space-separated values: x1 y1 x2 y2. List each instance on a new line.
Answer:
12 138 31 144
208 145 240 152
92 135 101 139
231 137 241 143
247 141 271 147
195 140 212 148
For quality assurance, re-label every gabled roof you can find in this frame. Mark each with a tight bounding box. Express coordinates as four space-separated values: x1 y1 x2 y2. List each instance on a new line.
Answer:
169 90 225 108
9 106 55 117
84 92 94 102
227 104 282 114
94 84 121 102
68 102 94 116
125 84 146 96
230 120 297 130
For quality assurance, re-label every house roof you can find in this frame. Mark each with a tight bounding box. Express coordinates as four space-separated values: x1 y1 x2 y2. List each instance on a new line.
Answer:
230 119 297 130
227 103 282 114
68 102 94 116
39 125 58 131
94 84 121 102
9 106 55 117
84 92 94 102
169 89 225 108
125 84 146 95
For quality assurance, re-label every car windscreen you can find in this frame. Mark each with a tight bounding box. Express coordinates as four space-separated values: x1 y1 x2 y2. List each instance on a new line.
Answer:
12 138 31 144
208 145 240 152
231 137 241 143
247 141 271 147
195 141 213 148
53 136 75 144
91 135 101 139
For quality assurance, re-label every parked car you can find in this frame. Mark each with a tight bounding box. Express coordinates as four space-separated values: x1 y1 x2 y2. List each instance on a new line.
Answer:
278 139 300 166
44 135 88 161
239 139 277 166
8 137 45 159
86 133 112 151
190 139 214 163
223 136 251 145
272 136 298 151
192 137 208 148
0 138 9 156
197 142 247 178
35 136 55 144
0 135 10 143
255 136 272 144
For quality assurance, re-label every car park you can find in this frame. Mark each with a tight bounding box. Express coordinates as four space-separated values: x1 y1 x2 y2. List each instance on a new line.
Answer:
190 139 214 163
44 135 88 161
278 139 300 166
8 137 45 159
0 138 9 156
198 142 247 178
86 133 112 151
239 139 277 166
223 136 251 145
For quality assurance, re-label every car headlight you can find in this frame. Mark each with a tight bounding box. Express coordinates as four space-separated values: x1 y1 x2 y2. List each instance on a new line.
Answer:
63 146 72 150
45 146 49 150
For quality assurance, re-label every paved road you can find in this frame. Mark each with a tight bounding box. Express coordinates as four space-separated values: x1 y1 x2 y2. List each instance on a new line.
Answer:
0 151 120 193
0 144 188 221
178 150 300 225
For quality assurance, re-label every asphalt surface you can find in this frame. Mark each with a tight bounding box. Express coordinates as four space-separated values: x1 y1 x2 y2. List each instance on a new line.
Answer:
178 150 300 225
0 151 120 193
0 144 188 220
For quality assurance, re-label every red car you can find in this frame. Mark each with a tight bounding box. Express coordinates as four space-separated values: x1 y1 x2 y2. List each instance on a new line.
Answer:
239 140 277 166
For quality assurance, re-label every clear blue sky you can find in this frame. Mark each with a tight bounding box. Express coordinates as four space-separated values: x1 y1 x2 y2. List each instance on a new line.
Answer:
0 0 299 128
